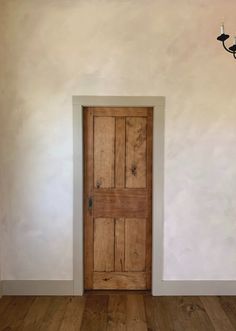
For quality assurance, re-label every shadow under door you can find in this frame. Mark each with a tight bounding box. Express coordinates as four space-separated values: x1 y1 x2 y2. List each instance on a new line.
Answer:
83 107 152 290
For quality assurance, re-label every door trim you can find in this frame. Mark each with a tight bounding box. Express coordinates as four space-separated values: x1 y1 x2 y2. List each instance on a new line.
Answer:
73 96 165 295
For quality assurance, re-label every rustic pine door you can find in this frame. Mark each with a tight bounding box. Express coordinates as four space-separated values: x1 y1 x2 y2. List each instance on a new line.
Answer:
84 107 153 290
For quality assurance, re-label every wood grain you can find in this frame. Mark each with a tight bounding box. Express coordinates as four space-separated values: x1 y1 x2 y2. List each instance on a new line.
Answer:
59 297 85 331
219 296 236 329
107 295 126 331
125 218 146 273
126 295 147 331
201 296 235 331
115 117 125 188
115 218 125 272
0 296 12 316
81 295 108 331
126 117 147 188
94 116 115 188
93 272 147 290
0 296 35 330
145 296 216 331
21 297 52 330
0 295 235 331
91 107 148 117
143 296 161 331
94 218 115 272
84 107 152 290
39 297 69 331
93 189 148 218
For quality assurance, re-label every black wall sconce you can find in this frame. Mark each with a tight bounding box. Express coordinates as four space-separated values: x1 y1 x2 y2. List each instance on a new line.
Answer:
217 23 236 60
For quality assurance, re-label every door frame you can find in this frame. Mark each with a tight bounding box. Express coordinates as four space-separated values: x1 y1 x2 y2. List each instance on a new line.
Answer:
73 96 165 295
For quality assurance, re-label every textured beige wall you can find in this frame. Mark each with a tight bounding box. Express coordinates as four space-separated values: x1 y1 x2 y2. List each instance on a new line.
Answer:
0 0 236 280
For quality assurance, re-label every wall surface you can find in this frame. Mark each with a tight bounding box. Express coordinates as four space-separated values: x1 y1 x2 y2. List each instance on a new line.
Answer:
0 0 236 281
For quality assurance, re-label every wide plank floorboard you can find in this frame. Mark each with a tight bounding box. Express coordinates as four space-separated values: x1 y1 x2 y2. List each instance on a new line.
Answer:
219 296 236 329
0 296 35 330
38 296 69 331
201 296 235 331
160 296 215 331
21 296 52 330
0 294 235 331
0 296 12 316
80 295 108 331
107 295 126 331
126 295 147 331
59 296 85 331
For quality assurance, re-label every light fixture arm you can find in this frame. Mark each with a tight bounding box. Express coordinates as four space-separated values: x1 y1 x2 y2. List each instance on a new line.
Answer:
222 40 234 54
217 33 236 60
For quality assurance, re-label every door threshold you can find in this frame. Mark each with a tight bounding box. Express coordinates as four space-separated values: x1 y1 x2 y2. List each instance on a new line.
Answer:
84 290 151 296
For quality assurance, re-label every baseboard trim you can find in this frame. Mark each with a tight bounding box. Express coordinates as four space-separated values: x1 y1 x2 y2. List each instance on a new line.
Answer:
1 280 74 296
1 280 236 296
154 280 236 296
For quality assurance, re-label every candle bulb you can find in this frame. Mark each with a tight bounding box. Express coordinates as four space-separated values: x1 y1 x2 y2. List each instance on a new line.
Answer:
221 23 224 35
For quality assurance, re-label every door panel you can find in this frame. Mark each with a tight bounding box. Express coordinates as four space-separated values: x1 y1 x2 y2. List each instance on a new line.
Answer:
94 116 115 189
84 107 153 290
126 117 147 188
94 218 114 272
125 218 146 272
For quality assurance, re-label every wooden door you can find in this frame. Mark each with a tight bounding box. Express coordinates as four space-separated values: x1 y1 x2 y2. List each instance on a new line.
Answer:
84 107 153 290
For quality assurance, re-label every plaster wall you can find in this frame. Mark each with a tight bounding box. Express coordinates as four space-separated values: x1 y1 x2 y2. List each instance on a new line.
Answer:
0 0 236 280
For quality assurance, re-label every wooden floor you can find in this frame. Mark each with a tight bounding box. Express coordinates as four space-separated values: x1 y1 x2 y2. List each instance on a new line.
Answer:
0 294 236 330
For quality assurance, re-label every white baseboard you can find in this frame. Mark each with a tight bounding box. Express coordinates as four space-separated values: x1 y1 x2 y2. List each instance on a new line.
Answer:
154 280 236 296
0 280 236 296
1 280 74 296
